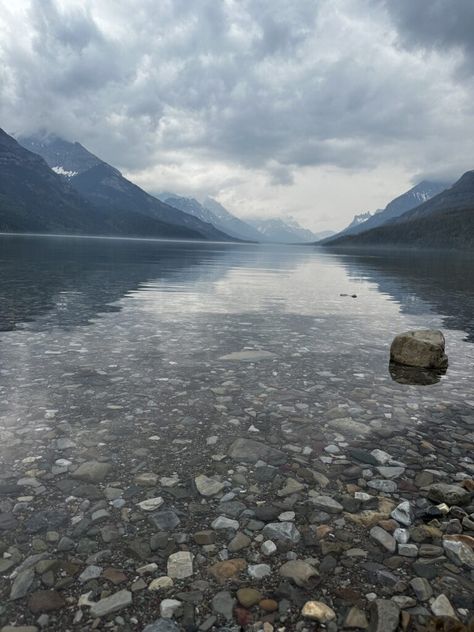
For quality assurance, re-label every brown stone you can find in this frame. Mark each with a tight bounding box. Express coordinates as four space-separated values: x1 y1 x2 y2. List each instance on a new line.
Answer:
208 558 247 583
378 519 398 532
102 568 128 585
260 599 278 612
237 588 262 607
28 590 66 613
343 606 368 629
193 530 216 545
315 525 332 540
462 479 474 492
444 534 474 550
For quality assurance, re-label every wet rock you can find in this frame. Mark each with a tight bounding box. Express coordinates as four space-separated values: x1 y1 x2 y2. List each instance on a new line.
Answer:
368 598 400 632
228 438 286 465
212 590 235 619
209 559 246 582
301 600 336 622
10 568 35 600
148 576 173 591
399 543 418 557
349 449 379 466
134 472 158 487
236 587 262 607
262 522 301 544
248 564 271 579
370 526 396 552
228 532 251 552
344 606 369 629
277 478 304 497
219 501 246 518
148 510 180 530
79 565 102 582
261 540 277 556
426 483 471 506
311 495 343 514
27 591 65 613
90 589 132 618
279 560 319 587
137 497 164 512
391 500 413 526
195 474 225 497
390 329 448 369
367 479 397 493
254 505 281 521
102 568 128 585
71 461 112 483
160 598 182 618
212 516 239 530
193 530 216 545
431 594 457 618
167 551 193 579
443 539 474 569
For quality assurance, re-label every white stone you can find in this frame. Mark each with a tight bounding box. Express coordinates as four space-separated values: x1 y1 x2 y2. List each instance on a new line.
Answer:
391 500 413 526
148 576 174 591
370 449 392 465
137 497 164 512
195 474 225 497
248 564 271 579
431 594 456 618
394 528 410 544
160 598 182 618
167 552 193 579
211 516 239 530
261 540 277 556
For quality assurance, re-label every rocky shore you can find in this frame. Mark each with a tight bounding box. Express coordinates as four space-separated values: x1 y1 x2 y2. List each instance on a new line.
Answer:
1 381 473 630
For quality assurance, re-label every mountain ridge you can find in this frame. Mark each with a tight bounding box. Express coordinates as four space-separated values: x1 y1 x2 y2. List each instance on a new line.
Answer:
323 180 450 244
0 129 209 240
18 134 236 242
324 171 474 251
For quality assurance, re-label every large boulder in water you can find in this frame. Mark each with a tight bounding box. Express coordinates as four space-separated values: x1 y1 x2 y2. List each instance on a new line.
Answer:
390 330 448 370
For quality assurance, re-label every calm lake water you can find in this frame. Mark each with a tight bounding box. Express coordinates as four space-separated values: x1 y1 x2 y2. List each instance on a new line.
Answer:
1 233 474 452
1 234 474 627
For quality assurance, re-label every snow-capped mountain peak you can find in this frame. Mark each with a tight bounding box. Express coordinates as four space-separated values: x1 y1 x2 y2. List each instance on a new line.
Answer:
52 165 78 178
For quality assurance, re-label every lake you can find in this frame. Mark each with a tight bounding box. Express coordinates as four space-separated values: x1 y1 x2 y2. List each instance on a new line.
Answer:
0 234 473 629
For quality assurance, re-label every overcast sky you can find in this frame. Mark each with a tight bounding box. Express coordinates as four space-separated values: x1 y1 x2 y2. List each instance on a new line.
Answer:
1 1 473 231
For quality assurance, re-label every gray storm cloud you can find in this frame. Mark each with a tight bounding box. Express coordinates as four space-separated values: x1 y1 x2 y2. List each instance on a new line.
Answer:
1 0 473 229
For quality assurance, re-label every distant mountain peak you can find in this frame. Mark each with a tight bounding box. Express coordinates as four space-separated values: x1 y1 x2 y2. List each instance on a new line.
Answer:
326 179 451 242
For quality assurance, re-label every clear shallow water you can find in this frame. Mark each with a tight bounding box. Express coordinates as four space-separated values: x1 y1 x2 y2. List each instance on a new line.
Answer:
1 233 474 451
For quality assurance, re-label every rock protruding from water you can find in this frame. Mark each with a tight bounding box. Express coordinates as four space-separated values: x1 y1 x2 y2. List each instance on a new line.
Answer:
390 329 448 369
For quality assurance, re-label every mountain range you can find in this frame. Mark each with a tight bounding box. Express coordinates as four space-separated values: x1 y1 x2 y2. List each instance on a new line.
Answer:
5 130 322 244
158 193 263 242
5 127 471 250
18 133 233 242
323 173 474 250
324 180 450 243
247 217 333 243
0 129 209 239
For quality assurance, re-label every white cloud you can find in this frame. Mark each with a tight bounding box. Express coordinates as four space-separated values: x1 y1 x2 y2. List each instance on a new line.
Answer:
1 0 473 231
